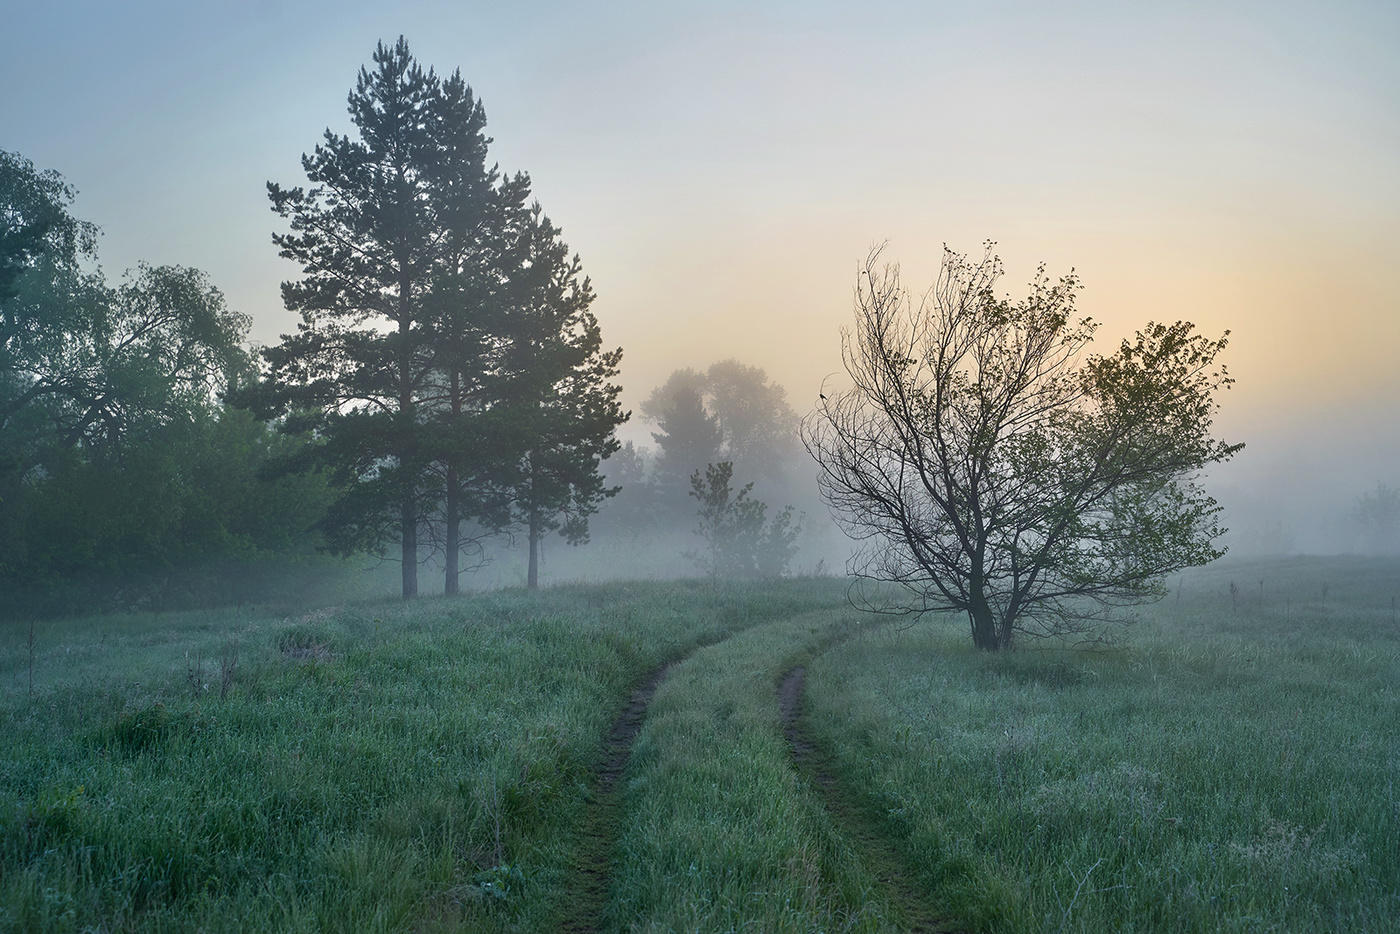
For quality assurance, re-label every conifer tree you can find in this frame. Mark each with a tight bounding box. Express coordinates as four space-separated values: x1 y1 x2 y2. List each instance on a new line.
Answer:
251 39 626 596
496 205 626 589
254 38 497 598
651 384 722 490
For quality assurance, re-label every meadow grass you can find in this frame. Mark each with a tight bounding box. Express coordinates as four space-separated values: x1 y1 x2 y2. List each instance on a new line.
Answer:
4 558 1397 932
0 578 846 932
608 607 902 933
804 556 1400 932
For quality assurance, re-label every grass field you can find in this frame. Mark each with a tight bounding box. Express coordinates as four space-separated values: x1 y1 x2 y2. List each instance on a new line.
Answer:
806 556 1400 932
2 556 1397 932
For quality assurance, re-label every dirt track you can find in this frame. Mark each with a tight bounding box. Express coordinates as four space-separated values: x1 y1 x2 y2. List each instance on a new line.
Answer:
558 656 680 933
779 664 957 934
558 633 956 933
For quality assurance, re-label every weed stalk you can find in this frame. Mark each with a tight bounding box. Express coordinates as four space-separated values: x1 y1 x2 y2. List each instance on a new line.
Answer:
220 640 238 700
186 649 204 697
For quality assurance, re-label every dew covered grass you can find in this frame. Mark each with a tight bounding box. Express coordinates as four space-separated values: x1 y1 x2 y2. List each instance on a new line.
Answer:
0 579 844 932
609 608 904 933
804 556 1400 932
3 557 1397 932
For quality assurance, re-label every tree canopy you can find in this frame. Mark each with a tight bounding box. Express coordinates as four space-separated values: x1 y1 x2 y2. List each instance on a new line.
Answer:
1 152 326 616
492 205 625 588
803 245 1242 649
686 461 801 579
643 359 797 482
245 38 625 595
650 382 722 490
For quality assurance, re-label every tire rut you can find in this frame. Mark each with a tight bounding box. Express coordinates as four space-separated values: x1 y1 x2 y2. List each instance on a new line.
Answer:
557 641 706 933
780 665 960 933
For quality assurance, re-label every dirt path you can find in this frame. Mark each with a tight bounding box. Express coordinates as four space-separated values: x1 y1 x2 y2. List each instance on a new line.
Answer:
556 654 684 933
779 665 959 933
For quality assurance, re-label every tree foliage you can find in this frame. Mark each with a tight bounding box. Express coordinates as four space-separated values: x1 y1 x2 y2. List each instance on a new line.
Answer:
5 263 249 460
0 150 98 305
686 461 801 579
643 359 797 482
246 39 625 596
1349 482 1400 554
650 382 722 490
494 206 625 588
803 245 1242 649
249 37 490 598
0 153 326 615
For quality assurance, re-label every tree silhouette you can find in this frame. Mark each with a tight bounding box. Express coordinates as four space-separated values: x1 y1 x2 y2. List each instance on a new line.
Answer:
252 38 499 598
651 383 722 492
804 244 1241 649
686 461 801 579
494 206 625 589
642 360 797 481
1350 483 1400 554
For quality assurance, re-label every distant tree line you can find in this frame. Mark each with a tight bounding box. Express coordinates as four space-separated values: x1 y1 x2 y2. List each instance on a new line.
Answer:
594 359 805 579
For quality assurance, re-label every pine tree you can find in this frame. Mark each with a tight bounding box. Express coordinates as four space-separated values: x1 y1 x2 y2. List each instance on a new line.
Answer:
249 40 626 596
651 384 722 490
417 80 530 595
255 38 497 599
496 205 626 589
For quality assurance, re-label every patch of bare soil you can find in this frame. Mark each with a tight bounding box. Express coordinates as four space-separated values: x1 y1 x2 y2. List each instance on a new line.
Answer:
779 665 961 933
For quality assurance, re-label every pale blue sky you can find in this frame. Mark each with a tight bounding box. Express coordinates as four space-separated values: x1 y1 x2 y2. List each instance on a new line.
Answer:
6 0 1399 540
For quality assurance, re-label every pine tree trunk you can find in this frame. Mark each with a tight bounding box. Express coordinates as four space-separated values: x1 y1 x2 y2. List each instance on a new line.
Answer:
444 369 462 596
401 496 417 599
527 513 540 590
526 453 540 590
397 268 417 600
445 464 459 596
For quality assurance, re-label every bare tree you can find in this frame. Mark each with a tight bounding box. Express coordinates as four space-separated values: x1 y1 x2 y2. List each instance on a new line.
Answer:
803 245 1242 649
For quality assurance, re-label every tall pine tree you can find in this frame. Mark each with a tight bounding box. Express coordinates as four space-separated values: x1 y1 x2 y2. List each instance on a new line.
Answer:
497 205 626 589
250 39 627 596
416 76 528 596
255 39 497 598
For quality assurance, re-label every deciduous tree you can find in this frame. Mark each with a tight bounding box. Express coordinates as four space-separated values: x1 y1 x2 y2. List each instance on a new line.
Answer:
803 245 1241 649
643 360 797 481
1349 482 1400 554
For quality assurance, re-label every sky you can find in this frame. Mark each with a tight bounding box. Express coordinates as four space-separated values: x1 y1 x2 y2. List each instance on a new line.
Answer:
5 0 1398 551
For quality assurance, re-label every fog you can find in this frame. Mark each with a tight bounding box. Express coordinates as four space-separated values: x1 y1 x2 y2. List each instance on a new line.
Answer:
453 378 1399 594
1210 398 1400 557
4 2 1397 595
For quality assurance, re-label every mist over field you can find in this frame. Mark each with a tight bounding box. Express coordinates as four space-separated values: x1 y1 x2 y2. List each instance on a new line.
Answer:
5 7 1400 928
1211 401 1400 557
5 3 1395 608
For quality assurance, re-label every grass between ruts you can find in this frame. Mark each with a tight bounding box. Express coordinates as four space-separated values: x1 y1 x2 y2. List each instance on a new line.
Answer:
803 556 1400 933
607 607 905 933
0 578 846 933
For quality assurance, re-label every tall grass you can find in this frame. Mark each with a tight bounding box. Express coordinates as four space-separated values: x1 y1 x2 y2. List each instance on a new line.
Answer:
804 556 1400 932
0 579 845 932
